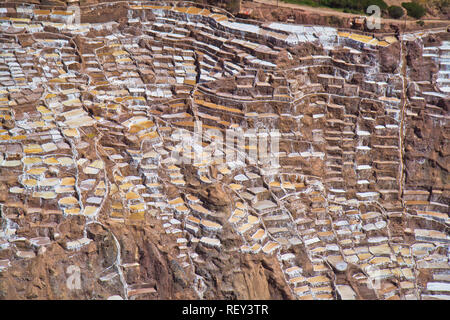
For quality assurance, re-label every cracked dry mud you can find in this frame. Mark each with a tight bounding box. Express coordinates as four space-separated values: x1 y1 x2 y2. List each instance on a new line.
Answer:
0 1 448 300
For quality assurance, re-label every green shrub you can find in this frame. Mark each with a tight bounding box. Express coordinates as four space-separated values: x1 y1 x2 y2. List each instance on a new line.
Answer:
281 0 322 7
388 5 404 18
416 19 425 26
319 0 388 12
363 0 388 11
401 2 426 19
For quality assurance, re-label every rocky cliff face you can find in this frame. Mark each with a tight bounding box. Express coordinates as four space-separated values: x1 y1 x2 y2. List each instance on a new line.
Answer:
404 34 449 191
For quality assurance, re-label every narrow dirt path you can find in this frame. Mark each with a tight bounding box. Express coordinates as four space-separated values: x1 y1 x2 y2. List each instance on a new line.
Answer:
249 0 450 24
